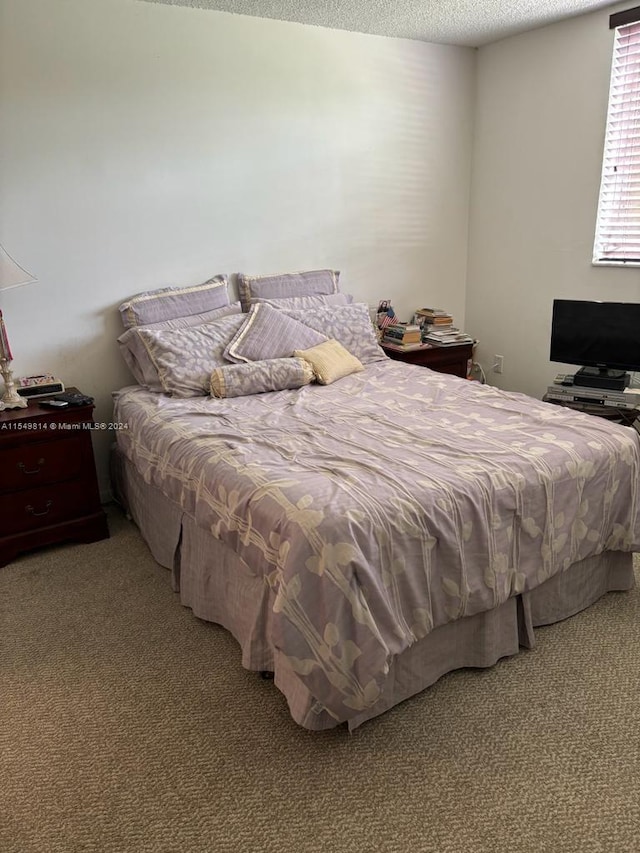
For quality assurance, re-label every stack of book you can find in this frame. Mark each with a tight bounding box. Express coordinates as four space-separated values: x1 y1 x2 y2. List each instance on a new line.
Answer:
414 306 473 347
415 307 454 330
382 323 425 351
422 327 474 346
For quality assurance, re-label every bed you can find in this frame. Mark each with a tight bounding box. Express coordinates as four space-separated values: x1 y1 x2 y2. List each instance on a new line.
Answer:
111 272 639 730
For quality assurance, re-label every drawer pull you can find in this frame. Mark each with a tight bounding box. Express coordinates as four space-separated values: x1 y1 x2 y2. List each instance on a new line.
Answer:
25 501 53 517
18 459 45 476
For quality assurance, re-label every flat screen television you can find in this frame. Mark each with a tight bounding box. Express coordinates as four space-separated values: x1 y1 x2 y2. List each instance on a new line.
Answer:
550 299 640 390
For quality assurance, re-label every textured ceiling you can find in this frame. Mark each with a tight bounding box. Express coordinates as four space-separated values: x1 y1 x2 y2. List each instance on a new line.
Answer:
139 0 620 46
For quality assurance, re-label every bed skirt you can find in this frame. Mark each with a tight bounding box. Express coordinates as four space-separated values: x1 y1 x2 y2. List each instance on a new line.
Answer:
111 446 635 731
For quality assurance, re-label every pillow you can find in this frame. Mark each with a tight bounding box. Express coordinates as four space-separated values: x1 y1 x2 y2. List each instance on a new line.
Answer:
224 302 328 364
249 293 354 310
118 303 242 391
282 303 387 365
119 275 229 329
294 339 364 385
237 269 339 312
136 313 246 397
210 357 314 399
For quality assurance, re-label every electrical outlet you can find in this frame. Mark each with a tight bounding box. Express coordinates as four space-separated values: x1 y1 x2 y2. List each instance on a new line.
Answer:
493 355 504 374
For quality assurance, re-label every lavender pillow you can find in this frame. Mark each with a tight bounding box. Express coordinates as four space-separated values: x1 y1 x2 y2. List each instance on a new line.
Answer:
119 275 229 329
210 358 314 398
118 303 242 391
249 293 354 310
237 269 339 312
282 303 386 364
136 313 246 397
223 302 327 364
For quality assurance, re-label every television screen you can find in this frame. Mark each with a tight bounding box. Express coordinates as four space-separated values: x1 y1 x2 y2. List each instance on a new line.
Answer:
550 299 640 373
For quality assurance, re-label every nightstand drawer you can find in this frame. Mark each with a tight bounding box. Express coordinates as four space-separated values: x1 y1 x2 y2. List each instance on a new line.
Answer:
0 480 93 535
0 436 84 494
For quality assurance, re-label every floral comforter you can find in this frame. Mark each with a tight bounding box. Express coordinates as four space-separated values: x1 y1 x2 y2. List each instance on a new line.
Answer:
113 362 640 723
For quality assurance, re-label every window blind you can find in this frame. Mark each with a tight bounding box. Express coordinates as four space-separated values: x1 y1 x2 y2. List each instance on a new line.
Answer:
594 21 640 264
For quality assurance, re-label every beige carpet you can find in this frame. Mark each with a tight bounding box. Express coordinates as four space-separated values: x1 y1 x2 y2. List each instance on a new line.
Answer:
1 505 640 853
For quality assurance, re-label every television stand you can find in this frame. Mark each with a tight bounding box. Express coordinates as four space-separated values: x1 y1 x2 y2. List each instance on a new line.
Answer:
542 395 639 426
573 366 630 391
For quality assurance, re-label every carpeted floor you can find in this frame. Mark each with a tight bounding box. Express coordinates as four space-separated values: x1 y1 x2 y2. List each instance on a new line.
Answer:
1 504 640 853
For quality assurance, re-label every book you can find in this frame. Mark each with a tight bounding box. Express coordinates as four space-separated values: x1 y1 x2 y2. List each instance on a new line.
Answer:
415 307 450 317
385 333 422 344
423 329 472 341
424 328 461 338
385 325 422 334
382 340 431 352
383 332 422 345
384 324 422 344
424 335 473 346
385 323 422 334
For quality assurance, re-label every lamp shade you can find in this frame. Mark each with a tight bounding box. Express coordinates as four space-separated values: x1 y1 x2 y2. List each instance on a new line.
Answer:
0 244 37 291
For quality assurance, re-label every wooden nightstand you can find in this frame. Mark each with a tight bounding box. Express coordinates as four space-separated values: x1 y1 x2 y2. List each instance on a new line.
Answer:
0 390 109 567
381 341 473 378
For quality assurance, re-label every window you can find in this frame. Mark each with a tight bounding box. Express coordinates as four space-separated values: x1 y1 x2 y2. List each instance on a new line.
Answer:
593 11 640 265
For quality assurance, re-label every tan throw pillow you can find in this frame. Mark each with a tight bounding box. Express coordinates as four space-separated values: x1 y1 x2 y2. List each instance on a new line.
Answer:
294 339 364 385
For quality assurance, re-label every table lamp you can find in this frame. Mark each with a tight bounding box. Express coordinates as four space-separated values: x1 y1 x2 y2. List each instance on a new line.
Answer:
0 244 37 411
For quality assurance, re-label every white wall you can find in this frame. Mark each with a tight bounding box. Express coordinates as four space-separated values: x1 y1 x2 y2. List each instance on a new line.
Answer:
0 0 475 496
467 3 640 398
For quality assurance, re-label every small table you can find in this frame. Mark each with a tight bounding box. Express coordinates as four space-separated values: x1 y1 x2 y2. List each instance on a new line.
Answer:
542 395 639 426
0 389 109 567
381 341 473 378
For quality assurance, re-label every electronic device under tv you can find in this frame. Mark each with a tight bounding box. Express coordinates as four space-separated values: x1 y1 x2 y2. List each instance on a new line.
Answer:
550 299 640 391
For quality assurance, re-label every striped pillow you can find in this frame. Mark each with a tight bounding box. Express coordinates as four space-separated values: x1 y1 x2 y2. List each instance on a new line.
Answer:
237 269 339 312
248 293 353 310
224 302 327 364
119 275 229 329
